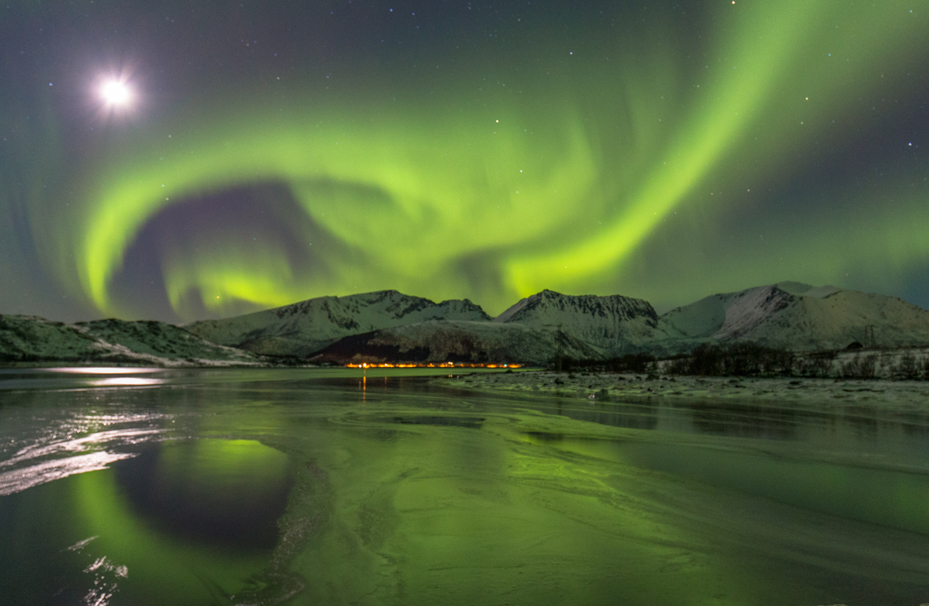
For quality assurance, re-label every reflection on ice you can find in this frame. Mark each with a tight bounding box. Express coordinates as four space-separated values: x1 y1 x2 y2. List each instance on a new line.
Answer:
0 414 164 496
4 369 929 605
41 367 163 375
88 377 164 387
0 367 166 391
0 450 137 496
83 555 129 606
113 439 294 549
68 536 99 551
2 427 162 470
65 535 128 606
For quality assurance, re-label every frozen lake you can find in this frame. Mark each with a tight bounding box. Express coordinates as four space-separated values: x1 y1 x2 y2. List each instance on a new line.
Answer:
1 367 929 605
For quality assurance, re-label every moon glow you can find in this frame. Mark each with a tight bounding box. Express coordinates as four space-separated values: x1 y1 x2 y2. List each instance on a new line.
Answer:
99 79 133 108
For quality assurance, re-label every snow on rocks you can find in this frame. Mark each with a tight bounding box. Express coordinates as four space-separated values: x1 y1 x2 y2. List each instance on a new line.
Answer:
440 370 929 413
0 314 261 367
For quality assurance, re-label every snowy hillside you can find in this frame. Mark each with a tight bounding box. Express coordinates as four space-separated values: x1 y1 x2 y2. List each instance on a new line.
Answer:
0 315 101 363
659 282 929 351
6 281 929 368
311 320 602 365
78 319 261 364
186 290 491 357
495 289 670 355
0 315 259 366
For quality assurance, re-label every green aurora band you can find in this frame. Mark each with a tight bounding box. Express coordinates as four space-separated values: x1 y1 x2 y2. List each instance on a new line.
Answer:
38 1 929 319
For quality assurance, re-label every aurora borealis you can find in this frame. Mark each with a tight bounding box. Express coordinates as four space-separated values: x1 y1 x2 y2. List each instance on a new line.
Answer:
2 1 928 322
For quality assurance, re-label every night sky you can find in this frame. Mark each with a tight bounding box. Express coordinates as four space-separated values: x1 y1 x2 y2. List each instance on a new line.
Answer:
2 1 927 323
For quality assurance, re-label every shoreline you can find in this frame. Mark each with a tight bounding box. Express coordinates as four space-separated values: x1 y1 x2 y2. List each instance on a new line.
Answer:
438 369 929 412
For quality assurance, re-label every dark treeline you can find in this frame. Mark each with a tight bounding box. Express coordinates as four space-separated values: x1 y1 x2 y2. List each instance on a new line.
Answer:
549 343 929 380
665 343 794 377
550 353 656 374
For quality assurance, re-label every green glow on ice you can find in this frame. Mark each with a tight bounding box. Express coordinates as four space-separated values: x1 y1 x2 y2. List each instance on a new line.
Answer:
70 439 290 603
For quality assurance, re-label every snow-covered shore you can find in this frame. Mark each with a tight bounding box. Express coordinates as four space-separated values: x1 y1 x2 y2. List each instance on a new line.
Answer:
439 370 929 412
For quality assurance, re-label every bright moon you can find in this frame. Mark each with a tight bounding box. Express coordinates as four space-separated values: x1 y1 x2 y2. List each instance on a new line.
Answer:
99 79 133 107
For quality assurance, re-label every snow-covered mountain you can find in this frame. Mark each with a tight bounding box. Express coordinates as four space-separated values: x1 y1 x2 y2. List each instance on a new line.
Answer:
0 315 260 366
658 282 929 351
494 289 670 355
185 290 492 358
309 289 668 363
311 283 929 362
311 320 602 365
5 282 929 368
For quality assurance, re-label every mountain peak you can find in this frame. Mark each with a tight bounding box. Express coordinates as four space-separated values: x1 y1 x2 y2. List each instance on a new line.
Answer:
186 289 491 357
7 281 929 366
659 282 929 349
774 281 841 299
493 290 661 355
496 290 657 323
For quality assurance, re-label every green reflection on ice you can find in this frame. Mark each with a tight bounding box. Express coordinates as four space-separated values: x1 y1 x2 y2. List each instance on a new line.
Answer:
70 439 291 604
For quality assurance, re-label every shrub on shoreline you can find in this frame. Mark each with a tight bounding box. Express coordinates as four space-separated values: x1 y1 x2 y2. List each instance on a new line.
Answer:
664 343 794 378
549 343 929 380
549 353 656 374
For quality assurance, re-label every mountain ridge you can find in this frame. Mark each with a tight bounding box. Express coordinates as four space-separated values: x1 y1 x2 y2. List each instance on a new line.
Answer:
494 289 669 356
185 290 491 357
5 282 929 366
0 314 260 366
658 282 929 350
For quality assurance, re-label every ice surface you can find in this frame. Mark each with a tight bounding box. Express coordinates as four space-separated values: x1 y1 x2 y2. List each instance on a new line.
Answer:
3 368 929 605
